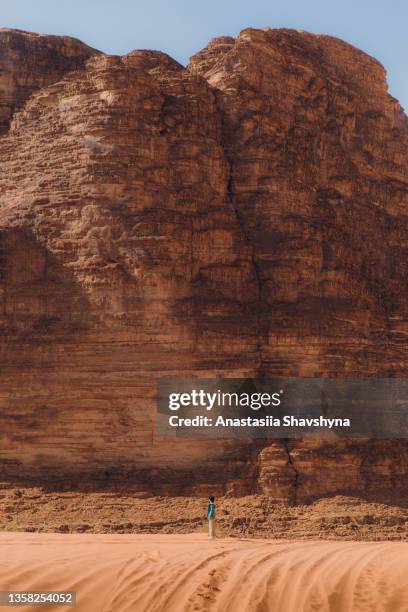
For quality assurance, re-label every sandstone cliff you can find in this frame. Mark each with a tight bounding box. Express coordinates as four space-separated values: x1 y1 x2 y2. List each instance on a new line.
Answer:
0 27 407 502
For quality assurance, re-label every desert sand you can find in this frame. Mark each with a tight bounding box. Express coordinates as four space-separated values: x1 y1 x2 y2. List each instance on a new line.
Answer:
1 532 407 611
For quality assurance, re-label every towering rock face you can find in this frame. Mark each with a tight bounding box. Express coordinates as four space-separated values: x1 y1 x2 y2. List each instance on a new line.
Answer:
0 27 407 500
190 28 408 378
189 29 408 501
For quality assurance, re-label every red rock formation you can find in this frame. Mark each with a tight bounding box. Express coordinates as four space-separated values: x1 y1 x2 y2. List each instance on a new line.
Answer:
189 28 408 501
0 28 98 132
0 27 407 501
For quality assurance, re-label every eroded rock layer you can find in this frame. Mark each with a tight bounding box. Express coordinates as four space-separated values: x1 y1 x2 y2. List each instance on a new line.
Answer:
0 27 407 501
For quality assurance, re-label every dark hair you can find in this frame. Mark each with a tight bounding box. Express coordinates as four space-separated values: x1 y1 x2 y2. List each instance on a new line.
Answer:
209 496 215 502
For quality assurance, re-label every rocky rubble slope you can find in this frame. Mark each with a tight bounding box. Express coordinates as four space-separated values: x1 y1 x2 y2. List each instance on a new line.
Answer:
0 27 407 502
0 485 407 540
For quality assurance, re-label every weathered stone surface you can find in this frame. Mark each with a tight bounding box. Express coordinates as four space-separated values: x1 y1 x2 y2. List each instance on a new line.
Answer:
189 28 408 501
0 27 407 501
0 28 98 132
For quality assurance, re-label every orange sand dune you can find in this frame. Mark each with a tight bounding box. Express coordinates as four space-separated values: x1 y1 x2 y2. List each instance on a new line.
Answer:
1 533 407 611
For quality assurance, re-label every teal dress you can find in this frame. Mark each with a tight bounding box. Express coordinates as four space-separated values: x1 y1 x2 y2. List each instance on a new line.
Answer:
207 502 215 519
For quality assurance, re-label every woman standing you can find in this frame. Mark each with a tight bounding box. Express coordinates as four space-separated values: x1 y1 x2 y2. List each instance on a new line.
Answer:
207 496 216 539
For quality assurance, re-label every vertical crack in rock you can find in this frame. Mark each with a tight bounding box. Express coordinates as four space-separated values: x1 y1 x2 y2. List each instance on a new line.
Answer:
223 152 272 483
227 169 264 378
214 87 264 377
226 170 262 304
283 439 299 505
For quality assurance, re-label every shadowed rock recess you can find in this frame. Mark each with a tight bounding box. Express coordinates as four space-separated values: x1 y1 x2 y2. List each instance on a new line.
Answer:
0 27 407 503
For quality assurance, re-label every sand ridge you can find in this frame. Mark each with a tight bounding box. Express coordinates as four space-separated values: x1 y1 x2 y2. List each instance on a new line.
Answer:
0 532 407 611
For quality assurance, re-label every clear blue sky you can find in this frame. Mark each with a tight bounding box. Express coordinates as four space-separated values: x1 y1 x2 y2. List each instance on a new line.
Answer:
1 0 407 110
